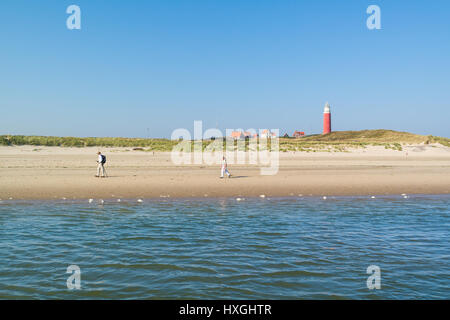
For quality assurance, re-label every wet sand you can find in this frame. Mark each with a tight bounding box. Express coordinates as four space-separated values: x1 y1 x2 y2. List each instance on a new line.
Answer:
0 145 449 200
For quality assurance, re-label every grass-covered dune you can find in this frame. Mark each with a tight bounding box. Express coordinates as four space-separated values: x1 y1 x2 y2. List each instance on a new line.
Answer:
0 135 179 151
303 129 433 143
279 129 450 152
0 130 449 152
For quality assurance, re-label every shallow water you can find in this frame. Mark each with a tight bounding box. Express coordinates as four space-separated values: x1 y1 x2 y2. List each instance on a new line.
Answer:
0 195 449 299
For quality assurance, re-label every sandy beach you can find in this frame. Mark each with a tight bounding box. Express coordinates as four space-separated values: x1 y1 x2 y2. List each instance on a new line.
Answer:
0 144 449 200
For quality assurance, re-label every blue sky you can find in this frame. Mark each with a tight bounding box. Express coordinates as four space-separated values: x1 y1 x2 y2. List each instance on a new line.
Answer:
1 0 449 138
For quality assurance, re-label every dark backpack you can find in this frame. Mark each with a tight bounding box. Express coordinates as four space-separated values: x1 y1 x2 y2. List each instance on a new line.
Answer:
101 155 106 164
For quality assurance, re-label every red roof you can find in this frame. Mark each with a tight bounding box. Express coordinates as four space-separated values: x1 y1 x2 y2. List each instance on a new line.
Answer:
230 131 242 138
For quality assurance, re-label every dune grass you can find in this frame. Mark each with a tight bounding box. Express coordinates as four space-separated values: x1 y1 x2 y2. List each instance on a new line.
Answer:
279 130 449 152
0 135 179 151
428 135 450 148
1 130 449 152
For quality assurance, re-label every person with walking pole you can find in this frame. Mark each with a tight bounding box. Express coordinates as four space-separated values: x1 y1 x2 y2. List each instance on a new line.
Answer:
96 152 107 178
220 156 231 179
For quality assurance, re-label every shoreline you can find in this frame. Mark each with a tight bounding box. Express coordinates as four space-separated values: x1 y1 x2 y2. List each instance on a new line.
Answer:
2 189 449 201
1 145 449 200
1 194 450 204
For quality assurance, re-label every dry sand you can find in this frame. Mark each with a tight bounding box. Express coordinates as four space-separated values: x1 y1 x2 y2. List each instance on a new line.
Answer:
0 144 449 200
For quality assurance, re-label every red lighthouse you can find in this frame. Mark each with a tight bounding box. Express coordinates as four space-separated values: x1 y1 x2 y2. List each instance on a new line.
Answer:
323 102 331 134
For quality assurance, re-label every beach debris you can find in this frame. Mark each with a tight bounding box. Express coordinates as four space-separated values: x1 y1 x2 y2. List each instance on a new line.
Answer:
323 196 327 200
117 199 121 202
62 197 67 200
159 195 170 198
137 199 143 203
99 199 104 204
88 199 94 203
371 196 376 199
298 194 303 197
401 193 407 196
259 195 266 198
9 197 13 200
403 195 409 199
236 198 243 201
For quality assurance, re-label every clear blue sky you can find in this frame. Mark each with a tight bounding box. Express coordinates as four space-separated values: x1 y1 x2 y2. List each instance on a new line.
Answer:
1 0 449 138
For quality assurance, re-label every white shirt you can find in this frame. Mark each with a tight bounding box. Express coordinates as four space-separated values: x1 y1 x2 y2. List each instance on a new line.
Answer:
222 158 227 169
98 154 103 163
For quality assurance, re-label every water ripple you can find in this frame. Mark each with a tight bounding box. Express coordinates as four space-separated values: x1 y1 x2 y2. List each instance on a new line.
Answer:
0 195 449 299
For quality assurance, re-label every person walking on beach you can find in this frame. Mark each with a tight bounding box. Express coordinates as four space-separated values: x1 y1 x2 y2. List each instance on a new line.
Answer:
96 152 107 178
220 156 231 178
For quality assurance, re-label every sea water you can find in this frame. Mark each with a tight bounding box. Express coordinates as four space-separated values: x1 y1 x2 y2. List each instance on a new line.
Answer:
0 195 448 299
